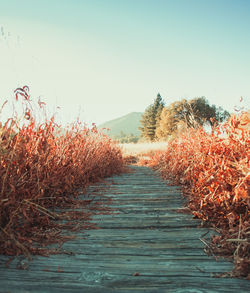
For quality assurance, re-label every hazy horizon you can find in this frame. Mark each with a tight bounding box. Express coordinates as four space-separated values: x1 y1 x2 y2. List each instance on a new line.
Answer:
1 0 249 126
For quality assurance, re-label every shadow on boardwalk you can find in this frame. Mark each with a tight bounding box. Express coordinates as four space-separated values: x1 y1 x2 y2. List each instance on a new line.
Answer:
0 166 249 292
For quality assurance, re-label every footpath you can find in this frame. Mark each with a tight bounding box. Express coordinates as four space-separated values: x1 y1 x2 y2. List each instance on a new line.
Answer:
0 166 249 292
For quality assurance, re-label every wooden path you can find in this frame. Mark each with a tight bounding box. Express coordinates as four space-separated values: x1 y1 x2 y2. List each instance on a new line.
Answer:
0 166 249 292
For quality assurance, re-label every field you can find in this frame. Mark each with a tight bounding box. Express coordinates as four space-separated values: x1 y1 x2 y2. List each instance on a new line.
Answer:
121 141 168 164
120 141 168 156
0 87 124 258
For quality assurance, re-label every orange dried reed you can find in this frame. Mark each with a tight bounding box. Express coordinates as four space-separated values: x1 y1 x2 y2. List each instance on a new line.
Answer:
0 86 124 258
148 112 249 278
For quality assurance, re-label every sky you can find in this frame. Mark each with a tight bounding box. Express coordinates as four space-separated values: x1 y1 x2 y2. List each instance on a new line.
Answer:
0 0 249 126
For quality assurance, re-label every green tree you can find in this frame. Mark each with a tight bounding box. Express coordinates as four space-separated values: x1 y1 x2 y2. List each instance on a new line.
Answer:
139 93 164 141
156 97 230 139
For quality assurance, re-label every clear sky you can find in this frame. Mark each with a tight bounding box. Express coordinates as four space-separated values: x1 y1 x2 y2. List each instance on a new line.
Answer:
0 0 249 126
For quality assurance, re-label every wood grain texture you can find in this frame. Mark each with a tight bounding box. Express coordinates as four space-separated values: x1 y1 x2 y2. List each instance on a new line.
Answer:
0 166 249 293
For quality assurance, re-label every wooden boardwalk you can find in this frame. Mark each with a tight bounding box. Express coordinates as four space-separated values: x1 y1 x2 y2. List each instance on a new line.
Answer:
0 166 249 292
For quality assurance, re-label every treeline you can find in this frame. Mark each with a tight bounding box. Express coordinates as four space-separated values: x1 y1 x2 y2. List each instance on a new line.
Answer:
139 94 230 141
114 132 139 143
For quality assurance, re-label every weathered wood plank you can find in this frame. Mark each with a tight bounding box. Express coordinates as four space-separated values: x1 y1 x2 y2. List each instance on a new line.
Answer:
0 165 249 292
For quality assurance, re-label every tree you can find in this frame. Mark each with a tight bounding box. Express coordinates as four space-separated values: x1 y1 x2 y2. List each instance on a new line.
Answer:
115 132 139 143
155 107 174 139
156 97 230 140
139 93 164 141
215 106 230 123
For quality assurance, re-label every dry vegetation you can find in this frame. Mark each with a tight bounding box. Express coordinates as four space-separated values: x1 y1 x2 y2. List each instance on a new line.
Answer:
1 86 249 280
142 112 249 278
0 86 124 259
121 141 168 164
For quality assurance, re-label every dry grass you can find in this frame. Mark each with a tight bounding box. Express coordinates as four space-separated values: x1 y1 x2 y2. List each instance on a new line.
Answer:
120 141 168 156
120 141 168 165
145 112 250 278
0 86 124 258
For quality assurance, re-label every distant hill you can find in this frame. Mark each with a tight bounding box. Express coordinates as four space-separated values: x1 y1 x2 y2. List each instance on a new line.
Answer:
98 112 143 137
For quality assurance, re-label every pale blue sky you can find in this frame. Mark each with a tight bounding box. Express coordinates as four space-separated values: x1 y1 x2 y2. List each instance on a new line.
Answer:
0 0 249 125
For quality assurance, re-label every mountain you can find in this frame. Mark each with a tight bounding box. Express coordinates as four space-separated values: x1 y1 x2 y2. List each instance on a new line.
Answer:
98 112 143 137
